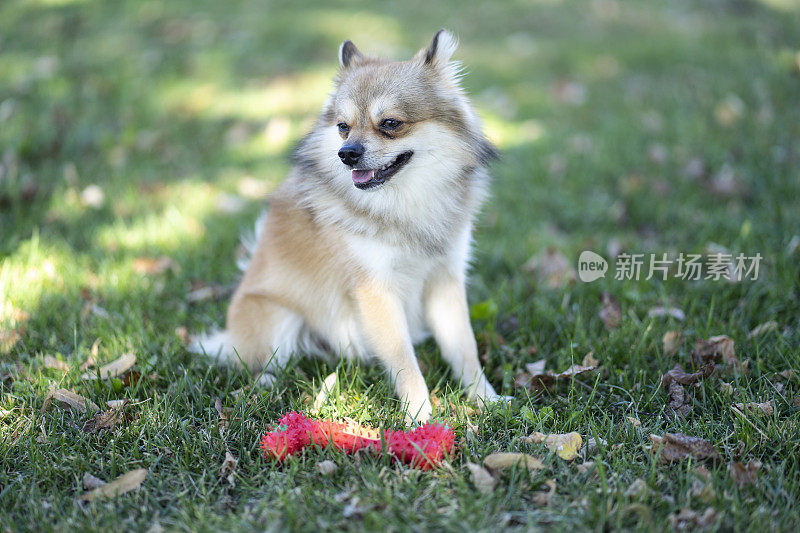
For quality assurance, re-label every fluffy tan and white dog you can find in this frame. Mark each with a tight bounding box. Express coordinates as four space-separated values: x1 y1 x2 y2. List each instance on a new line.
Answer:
194 30 505 422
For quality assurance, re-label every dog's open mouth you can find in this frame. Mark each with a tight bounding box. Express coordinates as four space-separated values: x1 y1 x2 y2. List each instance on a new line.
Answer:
351 151 413 190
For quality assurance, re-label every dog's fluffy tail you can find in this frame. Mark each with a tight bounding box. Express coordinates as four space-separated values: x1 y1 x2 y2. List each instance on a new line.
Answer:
192 209 267 360
189 329 235 360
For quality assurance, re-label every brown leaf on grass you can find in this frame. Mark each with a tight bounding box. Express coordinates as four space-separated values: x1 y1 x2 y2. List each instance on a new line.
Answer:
730 461 762 487
660 364 714 388
132 256 178 275
532 479 556 506
82 400 133 433
692 335 739 371
776 369 795 381
747 321 777 339
648 433 720 464
220 450 238 487
483 453 545 471
599 292 621 329
668 507 720 530
525 360 546 375
525 432 583 460
42 387 99 414
659 364 714 419
734 400 774 417
662 330 683 356
524 247 576 288
82 473 107 490
186 282 235 303
43 355 69 371
467 462 497 494
515 362 597 393
581 351 599 367
214 397 228 434
78 468 147 501
666 381 691 419
81 353 136 381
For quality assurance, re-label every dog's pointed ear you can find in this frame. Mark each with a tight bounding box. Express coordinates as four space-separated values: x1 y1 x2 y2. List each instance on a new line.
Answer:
338 40 364 69
419 29 458 68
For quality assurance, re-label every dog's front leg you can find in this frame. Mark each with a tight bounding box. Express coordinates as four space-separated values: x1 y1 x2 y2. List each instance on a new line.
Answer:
423 270 500 402
354 279 432 423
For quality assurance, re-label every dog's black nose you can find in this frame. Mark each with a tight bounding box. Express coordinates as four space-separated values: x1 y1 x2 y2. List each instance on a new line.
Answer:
338 143 365 166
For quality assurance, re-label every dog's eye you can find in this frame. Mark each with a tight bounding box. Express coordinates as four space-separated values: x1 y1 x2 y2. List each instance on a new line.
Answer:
380 119 402 130
337 122 350 133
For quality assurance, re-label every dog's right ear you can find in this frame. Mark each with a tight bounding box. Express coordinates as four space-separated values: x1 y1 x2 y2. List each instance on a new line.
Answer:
338 40 364 69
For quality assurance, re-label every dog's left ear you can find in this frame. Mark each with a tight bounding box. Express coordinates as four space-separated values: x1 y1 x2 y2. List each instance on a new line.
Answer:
339 40 364 69
418 29 458 68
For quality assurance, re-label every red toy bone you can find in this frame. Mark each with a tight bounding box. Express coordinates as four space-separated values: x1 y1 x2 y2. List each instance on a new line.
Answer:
260 412 455 470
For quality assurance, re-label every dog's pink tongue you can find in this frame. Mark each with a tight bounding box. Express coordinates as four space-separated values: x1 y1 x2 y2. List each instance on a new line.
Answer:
352 169 375 184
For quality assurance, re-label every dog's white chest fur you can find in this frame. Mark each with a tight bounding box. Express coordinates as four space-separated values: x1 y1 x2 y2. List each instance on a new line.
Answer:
343 223 472 346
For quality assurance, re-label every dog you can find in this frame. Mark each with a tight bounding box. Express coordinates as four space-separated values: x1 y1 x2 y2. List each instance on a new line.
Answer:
193 30 505 422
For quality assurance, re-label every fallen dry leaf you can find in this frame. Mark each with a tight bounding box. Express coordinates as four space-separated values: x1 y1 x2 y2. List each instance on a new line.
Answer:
483 453 545 471
467 462 496 494
666 380 691 419
777 369 795 381
214 397 228 435
82 473 107 490
692 335 739 371
515 362 596 393
78 468 147 501
668 507 720 530
43 388 99 414
82 400 133 433
659 363 714 419
532 479 556 506
662 330 683 356
525 359 546 376
525 432 583 460
317 460 337 476
186 283 234 303
660 364 714 388
220 450 238 487
730 460 762 487
43 355 69 371
747 321 777 339
648 306 685 321
576 461 595 474
81 353 136 381
649 433 720 464
132 256 178 275
734 400 774 417
581 352 599 367
599 292 621 329
627 417 641 428
524 247 576 288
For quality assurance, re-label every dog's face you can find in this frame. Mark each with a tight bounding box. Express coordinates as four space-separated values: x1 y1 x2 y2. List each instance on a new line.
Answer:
314 30 492 193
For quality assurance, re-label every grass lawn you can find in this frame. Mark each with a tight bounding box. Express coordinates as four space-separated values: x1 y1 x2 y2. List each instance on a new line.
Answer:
2 0 800 530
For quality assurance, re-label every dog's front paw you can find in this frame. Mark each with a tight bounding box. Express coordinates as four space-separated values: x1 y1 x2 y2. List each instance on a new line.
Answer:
404 397 433 426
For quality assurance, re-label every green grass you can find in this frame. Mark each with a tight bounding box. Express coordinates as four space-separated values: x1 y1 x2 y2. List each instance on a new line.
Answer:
2 0 800 530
